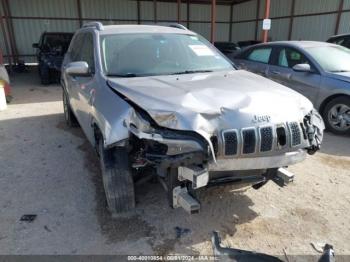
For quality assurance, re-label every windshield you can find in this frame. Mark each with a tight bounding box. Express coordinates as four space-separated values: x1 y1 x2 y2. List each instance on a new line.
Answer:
306 46 350 72
100 33 233 77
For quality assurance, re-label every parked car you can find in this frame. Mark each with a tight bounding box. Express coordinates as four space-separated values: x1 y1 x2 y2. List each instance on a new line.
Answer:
238 40 262 49
233 41 350 135
33 32 73 84
214 42 240 61
0 64 11 103
61 23 324 215
327 34 350 49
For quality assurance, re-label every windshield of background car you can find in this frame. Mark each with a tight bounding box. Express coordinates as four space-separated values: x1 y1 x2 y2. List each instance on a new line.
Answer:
42 34 73 52
306 45 350 73
100 33 234 77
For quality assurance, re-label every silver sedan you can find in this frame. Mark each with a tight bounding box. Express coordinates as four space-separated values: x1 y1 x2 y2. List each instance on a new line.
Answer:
233 41 350 135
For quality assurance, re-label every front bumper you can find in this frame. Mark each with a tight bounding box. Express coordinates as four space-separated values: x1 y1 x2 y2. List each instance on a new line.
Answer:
209 149 306 171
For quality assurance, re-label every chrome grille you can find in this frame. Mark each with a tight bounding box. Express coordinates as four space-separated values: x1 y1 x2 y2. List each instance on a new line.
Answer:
242 129 256 154
260 127 273 152
223 131 238 156
289 122 301 146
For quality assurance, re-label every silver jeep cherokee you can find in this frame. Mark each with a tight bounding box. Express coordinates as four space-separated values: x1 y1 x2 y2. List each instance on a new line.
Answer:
61 22 324 215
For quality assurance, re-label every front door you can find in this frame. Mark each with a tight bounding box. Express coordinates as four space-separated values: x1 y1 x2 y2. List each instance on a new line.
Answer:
267 47 321 103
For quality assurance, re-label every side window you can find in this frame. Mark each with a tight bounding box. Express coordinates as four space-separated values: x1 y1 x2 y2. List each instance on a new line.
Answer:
79 33 95 73
277 48 309 68
70 34 84 62
247 48 272 64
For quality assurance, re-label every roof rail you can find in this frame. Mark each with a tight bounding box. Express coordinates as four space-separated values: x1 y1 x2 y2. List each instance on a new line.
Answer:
82 21 104 31
166 23 188 30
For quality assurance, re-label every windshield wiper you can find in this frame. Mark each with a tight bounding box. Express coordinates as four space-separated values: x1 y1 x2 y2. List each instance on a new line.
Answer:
106 73 138 78
170 70 213 75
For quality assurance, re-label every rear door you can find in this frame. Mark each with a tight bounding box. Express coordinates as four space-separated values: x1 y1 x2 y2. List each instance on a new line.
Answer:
267 46 321 102
234 46 273 77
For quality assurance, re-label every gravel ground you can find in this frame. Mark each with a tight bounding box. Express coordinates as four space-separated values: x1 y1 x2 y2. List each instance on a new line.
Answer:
0 68 349 259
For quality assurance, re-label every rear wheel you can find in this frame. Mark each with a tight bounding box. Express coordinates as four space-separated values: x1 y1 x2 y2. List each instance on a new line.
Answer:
62 90 78 127
323 96 350 135
98 139 135 215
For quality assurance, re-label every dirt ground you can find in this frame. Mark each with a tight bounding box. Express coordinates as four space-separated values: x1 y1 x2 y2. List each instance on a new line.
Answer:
0 67 349 259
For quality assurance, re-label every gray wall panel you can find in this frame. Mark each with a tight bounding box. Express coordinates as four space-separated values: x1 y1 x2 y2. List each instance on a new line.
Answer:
291 14 337 41
294 0 340 15
233 0 257 21
338 12 350 34
231 21 255 41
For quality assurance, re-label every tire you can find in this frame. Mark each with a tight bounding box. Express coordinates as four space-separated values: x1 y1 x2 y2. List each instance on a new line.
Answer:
39 64 50 85
98 139 135 215
323 96 350 135
62 90 78 127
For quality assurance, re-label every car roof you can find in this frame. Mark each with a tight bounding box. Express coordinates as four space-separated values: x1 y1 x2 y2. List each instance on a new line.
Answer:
95 24 196 36
43 32 74 35
252 41 335 49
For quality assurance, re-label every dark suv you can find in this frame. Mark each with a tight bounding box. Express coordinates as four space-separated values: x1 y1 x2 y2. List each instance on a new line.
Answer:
33 32 73 84
327 34 350 49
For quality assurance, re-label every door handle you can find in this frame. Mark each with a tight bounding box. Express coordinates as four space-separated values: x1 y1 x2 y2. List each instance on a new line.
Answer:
271 70 281 75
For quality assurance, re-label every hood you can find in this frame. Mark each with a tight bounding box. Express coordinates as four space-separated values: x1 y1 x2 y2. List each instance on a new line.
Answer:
325 71 350 83
107 70 313 135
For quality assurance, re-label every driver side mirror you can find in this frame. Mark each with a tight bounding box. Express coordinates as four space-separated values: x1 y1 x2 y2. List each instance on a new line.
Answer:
64 61 90 76
32 43 39 48
292 63 311 72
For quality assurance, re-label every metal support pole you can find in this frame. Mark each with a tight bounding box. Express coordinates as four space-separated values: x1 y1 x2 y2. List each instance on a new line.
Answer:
210 0 216 43
76 0 82 27
228 3 233 42
177 0 181 24
2 0 18 64
288 0 295 40
335 0 344 35
262 0 270 43
0 14 11 67
137 0 141 24
153 0 157 24
187 0 190 28
255 0 260 41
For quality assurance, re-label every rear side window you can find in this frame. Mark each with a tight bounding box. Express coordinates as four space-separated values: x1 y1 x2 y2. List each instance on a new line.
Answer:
247 48 272 64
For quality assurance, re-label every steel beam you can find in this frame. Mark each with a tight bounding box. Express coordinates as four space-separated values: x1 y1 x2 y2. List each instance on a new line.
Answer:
211 0 216 43
137 0 141 24
262 0 270 43
288 0 295 40
254 0 260 41
177 0 181 23
2 0 18 64
335 0 344 35
187 0 190 28
228 3 233 42
153 0 157 23
76 0 83 27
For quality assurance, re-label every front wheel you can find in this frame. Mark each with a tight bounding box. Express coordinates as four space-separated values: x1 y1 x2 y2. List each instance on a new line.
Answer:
323 96 350 135
98 139 135 215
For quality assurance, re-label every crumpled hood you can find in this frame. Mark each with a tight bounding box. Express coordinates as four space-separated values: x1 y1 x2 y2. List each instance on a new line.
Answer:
107 70 313 135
